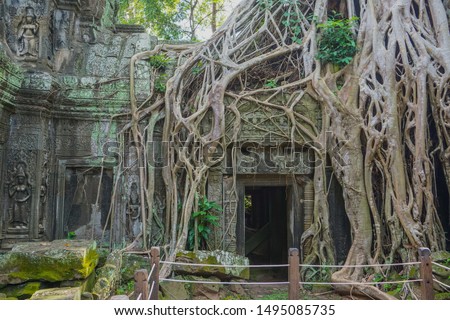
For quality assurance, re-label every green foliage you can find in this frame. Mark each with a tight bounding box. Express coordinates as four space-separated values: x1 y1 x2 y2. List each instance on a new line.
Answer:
257 0 273 9
187 195 221 250
155 74 168 93
436 292 450 300
192 62 204 75
149 54 172 69
244 195 252 210
303 266 332 290
264 79 278 89
118 0 227 40
118 0 182 40
260 291 288 300
116 280 134 295
67 231 76 240
316 14 359 66
281 2 304 45
372 272 411 297
372 273 384 283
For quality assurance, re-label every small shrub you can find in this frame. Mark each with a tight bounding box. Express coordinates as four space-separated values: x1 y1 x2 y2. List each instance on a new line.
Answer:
187 195 221 250
281 6 303 44
67 231 76 240
116 280 134 295
192 62 204 75
154 74 168 93
149 54 171 70
317 15 359 66
264 79 278 89
257 0 274 9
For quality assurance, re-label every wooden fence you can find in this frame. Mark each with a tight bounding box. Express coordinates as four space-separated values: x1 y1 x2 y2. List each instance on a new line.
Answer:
132 247 435 300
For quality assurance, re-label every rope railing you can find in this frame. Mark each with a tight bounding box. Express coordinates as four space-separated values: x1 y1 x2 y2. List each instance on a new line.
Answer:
433 278 450 290
160 260 420 269
160 260 288 268
432 261 450 271
134 246 437 300
159 278 421 286
148 281 156 300
298 261 421 268
160 278 289 285
147 263 156 282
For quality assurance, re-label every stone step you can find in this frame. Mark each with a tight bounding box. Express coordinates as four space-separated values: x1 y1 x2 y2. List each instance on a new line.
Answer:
30 287 82 300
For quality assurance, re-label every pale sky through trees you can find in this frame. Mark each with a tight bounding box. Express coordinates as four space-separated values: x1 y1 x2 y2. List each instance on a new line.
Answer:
197 0 240 39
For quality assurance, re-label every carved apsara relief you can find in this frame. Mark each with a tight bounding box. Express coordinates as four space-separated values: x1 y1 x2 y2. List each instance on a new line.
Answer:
126 181 141 239
17 6 39 58
53 9 71 51
7 161 32 231
39 151 49 233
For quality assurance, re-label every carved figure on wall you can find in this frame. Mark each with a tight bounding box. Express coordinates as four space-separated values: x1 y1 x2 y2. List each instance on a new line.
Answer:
8 163 32 230
39 153 49 232
17 6 39 57
126 182 140 238
53 10 70 51
39 179 47 230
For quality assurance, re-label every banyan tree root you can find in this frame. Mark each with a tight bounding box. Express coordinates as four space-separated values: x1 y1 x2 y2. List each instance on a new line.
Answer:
120 0 449 298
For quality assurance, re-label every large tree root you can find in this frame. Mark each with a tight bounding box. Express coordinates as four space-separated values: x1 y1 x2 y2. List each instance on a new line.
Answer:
112 0 450 298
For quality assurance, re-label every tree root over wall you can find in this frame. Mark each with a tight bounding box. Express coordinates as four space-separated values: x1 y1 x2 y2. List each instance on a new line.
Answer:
119 0 449 299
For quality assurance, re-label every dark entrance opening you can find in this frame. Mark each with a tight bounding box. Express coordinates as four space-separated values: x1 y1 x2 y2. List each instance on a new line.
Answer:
63 167 113 241
244 186 288 266
327 170 351 263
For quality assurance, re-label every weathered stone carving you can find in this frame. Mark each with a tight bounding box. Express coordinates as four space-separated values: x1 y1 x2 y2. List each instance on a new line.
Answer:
53 9 70 51
17 7 39 58
8 162 32 230
126 182 140 238
39 180 46 230
39 152 49 232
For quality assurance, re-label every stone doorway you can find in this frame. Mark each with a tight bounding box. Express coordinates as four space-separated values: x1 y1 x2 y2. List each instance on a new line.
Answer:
234 175 306 265
56 159 113 242
243 186 288 265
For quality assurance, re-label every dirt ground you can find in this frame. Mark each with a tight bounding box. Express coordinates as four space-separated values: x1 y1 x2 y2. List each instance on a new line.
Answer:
243 284 350 300
243 269 351 300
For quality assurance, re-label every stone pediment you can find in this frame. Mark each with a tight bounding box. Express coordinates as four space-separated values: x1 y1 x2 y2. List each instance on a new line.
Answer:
225 93 321 145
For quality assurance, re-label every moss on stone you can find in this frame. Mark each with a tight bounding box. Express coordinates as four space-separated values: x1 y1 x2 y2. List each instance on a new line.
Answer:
0 281 42 299
60 271 97 293
435 292 450 300
432 251 450 285
0 240 98 285
97 248 110 268
160 276 191 300
175 250 250 280
120 254 150 282
92 250 122 300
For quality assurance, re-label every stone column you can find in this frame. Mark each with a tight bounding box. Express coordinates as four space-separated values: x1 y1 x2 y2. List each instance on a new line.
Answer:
207 170 223 250
1 71 56 248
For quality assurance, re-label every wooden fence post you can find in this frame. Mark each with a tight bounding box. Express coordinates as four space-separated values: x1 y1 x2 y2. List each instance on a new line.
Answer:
418 247 434 300
134 269 149 300
150 247 160 300
288 248 299 300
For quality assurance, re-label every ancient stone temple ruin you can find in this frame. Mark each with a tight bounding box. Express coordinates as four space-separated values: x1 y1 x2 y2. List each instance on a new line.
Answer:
0 0 153 249
1 0 449 271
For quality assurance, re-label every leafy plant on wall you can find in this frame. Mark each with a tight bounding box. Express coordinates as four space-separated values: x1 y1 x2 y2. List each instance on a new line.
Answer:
317 14 359 66
188 195 221 251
